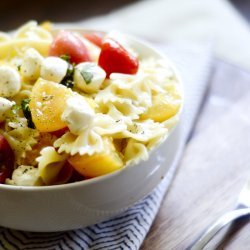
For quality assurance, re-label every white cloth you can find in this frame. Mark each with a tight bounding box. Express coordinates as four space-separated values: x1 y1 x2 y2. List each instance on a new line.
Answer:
0 43 212 249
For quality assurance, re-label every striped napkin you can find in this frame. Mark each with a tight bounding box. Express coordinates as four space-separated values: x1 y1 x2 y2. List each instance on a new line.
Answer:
0 43 212 250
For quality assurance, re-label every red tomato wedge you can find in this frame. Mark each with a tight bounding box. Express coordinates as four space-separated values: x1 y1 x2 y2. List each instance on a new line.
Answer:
98 38 139 77
51 127 69 138
49 31 91 64
55 162 74 184
84 32 104 47
0 134 14 184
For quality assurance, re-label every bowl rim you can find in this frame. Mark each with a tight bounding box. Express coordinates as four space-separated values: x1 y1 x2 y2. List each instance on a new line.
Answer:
0 27 184 192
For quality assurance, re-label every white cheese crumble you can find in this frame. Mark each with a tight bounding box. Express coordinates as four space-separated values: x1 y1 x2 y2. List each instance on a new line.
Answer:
7 165 41 186
61 94 94 135
41 56 68 83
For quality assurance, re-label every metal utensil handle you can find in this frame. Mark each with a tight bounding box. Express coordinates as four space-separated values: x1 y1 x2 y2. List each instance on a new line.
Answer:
190 208 250 250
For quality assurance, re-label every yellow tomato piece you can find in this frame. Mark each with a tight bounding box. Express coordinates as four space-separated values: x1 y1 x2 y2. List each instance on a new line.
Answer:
142 86 182 122
30 78 72 132
68 138 123 178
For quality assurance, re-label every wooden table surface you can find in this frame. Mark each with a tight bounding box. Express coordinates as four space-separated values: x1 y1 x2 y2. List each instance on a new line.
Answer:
141 61 250 250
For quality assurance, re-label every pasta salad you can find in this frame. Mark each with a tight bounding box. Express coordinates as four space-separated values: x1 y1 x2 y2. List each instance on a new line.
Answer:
0 21 182 186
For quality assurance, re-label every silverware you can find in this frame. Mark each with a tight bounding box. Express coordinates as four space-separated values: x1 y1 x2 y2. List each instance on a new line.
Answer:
189 179 250 250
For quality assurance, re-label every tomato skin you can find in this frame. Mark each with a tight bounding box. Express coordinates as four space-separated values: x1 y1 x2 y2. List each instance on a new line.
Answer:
55 162 74 184
51 127 69 138
69 168 85 183
98 38 139 77
49 31 91 64
0 134 14 184
83 32 103 47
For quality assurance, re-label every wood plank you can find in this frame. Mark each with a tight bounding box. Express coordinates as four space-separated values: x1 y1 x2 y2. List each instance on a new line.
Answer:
141 61 250 250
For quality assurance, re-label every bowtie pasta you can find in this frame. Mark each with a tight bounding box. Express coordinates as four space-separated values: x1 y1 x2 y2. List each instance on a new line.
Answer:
0 21 182 186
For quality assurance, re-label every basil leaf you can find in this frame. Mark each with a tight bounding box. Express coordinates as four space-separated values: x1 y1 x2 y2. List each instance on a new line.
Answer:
60 63 74 88
21 99 35 129
60 78 74 88
60 54 70 63
80 70 93 84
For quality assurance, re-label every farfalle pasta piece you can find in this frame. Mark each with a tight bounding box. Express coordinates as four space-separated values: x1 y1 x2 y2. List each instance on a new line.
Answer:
93 113 127 135
95 73 152 109
0 22 52 60
14 21 53 41
98 99 145 121
140 58 177 86
1 127 39 164
37 146 68 185
55 113 126 156
124 139 148 165
103 103 135 126
54 130 104 156
121 120 167 142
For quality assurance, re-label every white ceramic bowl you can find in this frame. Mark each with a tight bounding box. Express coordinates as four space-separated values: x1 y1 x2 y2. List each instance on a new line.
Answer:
0 29 183 232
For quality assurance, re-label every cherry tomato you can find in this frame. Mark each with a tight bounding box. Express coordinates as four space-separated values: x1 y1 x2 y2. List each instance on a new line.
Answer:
55 162 74 184
0 134 14 184
49 31 91 64
83 32 104 47
69 168 85 183
98 38 139 77
51 127 69 138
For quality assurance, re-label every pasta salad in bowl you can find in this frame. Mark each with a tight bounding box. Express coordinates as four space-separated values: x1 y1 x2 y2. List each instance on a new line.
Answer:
0 21 183 231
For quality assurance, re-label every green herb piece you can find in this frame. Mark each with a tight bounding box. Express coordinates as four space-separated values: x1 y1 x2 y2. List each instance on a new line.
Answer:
21 99 35 129
23 168 28 174
67 63 74 76
60 63 75 88
17 65 21 71
60 54 70 63
80 70 93 84
11 104 21 113
61 78 74 88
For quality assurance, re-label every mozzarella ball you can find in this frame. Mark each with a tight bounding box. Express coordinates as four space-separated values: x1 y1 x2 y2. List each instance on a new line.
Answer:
21 48 43 81
61 94 94 135
74 62 106 93
0 66 21 97
10 165 41 186
41 57 68 83
0 97 14 121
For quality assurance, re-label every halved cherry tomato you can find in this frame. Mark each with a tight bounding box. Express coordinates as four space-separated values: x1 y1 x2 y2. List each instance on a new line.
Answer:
51 127 69 138
0 134 14 184
55 162 74 185
83 32 104 47
69 167 85 183
98 38 139 77
49 31 91 64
